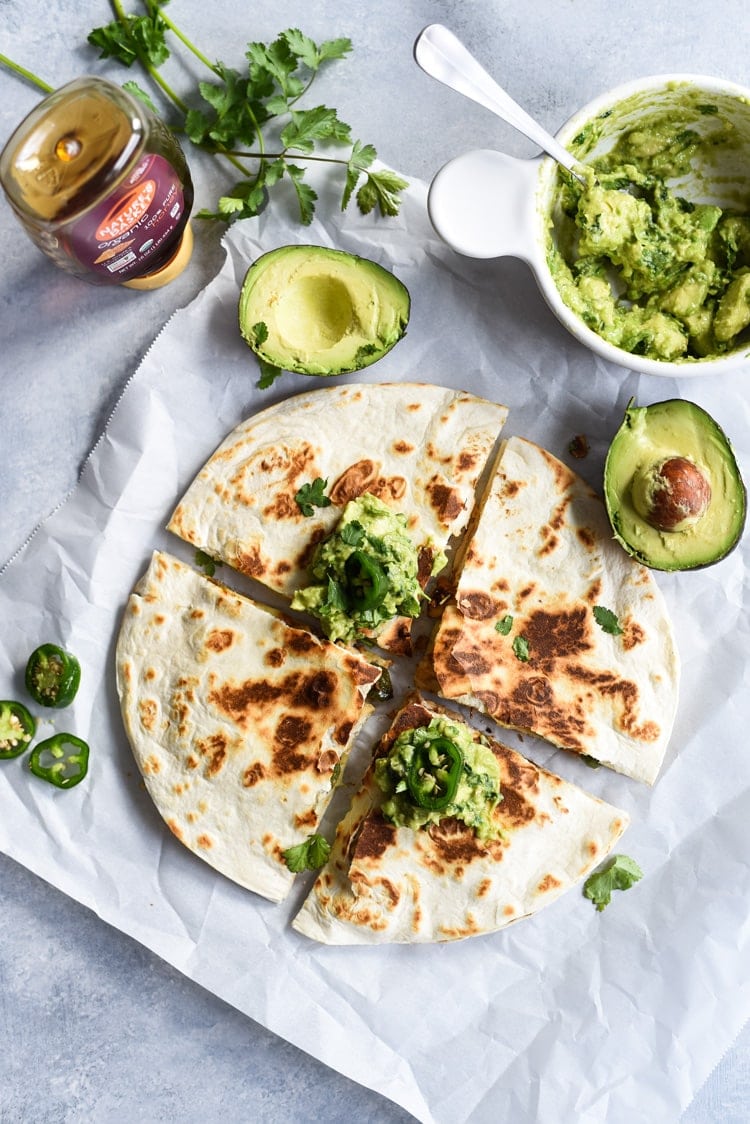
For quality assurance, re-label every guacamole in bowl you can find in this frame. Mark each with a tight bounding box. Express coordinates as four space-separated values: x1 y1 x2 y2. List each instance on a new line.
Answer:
539 75 750 376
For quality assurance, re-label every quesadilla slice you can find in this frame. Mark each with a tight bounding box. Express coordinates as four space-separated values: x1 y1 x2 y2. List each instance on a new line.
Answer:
293 694 629 944
416 436 680 784
115 550 381 902
167 383 508 653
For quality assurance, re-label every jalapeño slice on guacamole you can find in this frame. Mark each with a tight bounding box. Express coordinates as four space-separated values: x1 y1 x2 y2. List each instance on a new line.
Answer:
291 493 443 645
374 715 504 841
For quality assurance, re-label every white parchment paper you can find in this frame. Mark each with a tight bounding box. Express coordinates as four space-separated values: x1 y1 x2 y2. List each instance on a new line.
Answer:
1 169 748 1124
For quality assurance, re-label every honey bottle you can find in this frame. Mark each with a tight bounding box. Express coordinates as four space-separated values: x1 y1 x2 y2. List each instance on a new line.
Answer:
0 76 194 289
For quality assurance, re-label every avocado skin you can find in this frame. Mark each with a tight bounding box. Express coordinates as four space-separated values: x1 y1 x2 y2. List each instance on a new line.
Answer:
604 398 747 571
238 244 410 377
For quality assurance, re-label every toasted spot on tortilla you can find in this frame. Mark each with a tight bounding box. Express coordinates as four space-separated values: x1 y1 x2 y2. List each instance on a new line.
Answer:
235 545 265 579
294 807 319 829
393 440 414 455
369 474 407 503
537 873 562 894
139 699 158 731
167 818 184 841
333 721 353 747
145 667 158 680
476 878 493 898
525 606 593 661
352 814 398 861
426 476 464 525
457 590 496 619
266 647 286 668
196 834 213 850
242 762 265 787
329 459 380 505
577 526 597 550
317 748 339 773
142 754 161 775
206 628 235 653
622 620 646 650
196 732 228 777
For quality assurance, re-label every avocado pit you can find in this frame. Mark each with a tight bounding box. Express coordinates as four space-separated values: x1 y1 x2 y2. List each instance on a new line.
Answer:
631 455 712 532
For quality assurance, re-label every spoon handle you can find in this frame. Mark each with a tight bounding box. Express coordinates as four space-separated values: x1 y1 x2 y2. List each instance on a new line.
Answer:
414 23 580 177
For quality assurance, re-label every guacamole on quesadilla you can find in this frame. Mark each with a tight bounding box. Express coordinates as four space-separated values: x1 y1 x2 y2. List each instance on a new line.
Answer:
293 694 629 944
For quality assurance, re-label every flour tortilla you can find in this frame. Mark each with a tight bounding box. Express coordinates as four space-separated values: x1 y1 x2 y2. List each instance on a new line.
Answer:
167 383 508 652
115 550 380 902
416 436 680 784
293 694 629 944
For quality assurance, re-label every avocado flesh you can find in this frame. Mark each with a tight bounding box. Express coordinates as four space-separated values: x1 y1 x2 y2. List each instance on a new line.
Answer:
238 245 410 376
604 399 746 571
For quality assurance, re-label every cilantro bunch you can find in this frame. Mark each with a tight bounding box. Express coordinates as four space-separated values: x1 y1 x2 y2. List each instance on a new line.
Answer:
85 0 408 225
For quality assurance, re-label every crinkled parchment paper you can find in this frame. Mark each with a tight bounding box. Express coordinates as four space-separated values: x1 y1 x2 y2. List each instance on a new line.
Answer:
1 168 748 1124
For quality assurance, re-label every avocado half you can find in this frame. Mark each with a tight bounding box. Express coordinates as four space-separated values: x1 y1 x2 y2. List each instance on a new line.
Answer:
604 398 746 571
238 245 410 376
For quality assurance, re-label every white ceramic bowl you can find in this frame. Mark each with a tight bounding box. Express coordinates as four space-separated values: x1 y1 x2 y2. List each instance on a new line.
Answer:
427 74 750 378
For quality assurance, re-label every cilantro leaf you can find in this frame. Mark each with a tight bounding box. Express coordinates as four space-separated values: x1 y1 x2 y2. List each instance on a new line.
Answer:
512 635 530 662
494 614 513 635
87 12 170 69
283 833 331 872
340 521 366 547
593 605 624 636
194 549 221 577
285 163 318 225
357 167 409 218
257 360 283 389
583 854 644 911
295 478 332 517
342 140 376 210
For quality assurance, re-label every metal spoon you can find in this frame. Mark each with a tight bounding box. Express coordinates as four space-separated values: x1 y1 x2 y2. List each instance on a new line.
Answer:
414 23 583 182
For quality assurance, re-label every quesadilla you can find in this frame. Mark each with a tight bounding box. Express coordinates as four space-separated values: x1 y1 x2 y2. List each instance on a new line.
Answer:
416 436 680 784
293 694 629 944
167 383 508 653
115 550 380 902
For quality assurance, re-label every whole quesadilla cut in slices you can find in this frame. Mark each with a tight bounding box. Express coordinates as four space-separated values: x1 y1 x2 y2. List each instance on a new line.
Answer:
167 383 508 653
115 550 381 903
416 436 680 785
293 694 629 945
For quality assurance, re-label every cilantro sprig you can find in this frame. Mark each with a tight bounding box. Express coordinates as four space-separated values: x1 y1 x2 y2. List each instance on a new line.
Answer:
1 4 407 226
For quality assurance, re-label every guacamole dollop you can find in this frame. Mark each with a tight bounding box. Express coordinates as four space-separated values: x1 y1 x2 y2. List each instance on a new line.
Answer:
291 492 444 645
549 101 750 361
374 715 504 841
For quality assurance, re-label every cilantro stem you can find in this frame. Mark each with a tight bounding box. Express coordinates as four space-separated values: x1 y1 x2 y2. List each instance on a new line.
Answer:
0 53 53 95
153 4 221 77
110 0 189 114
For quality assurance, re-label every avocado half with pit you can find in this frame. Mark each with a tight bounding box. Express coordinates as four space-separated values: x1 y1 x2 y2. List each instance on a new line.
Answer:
604 398 746 571
238 245 410 376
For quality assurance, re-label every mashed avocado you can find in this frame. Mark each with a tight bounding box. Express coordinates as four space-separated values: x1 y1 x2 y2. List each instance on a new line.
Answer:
374 715 504 841
548 95 750 361
291 493 444 645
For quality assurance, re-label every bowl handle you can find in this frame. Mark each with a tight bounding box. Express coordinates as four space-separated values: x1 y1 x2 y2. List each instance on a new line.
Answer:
427 149 542 261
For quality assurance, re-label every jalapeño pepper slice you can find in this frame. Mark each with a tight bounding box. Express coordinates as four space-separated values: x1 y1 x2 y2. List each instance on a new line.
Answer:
0 700 36 760
29 733 89 789
344 550 389 611
25 643 81 708
407 736 464 811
